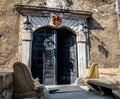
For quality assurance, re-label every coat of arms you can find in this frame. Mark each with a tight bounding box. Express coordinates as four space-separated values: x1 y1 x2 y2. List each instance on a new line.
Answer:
52 14 62 27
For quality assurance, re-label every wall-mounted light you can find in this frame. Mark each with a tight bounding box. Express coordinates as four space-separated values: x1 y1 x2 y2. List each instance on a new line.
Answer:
83 23 89 33
24 16 32 31
66 0 73 7
0 34 3 40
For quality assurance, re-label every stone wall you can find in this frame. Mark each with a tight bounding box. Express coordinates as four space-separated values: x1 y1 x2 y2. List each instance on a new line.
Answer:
72 0 120 68
99 66 120 83
0 0 19 71
74 0 120 80
0 0 120 73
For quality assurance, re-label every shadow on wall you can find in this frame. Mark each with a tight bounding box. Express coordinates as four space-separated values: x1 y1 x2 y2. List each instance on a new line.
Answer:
98 42 109 58
88 17 104 30
90 33 110 58
88 17 109 58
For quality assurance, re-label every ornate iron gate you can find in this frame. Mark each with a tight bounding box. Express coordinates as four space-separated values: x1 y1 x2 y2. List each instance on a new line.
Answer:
31 27 78 85
32 28 56 85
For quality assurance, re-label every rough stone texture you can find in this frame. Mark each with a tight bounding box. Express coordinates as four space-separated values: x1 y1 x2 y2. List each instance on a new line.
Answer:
0 0 19 71
72 0 120 68
99 66 120 83
0 0 120 71
0 72 13 99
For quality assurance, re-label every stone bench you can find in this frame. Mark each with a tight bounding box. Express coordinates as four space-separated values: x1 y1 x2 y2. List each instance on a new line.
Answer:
87 78 117 95
112 89 120 99
13 62 45 99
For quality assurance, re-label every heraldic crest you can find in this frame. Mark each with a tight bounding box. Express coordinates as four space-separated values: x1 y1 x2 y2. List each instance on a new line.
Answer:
52 13 62 27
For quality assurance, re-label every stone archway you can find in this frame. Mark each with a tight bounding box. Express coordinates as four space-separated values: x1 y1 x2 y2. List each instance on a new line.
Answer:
16 5 92 83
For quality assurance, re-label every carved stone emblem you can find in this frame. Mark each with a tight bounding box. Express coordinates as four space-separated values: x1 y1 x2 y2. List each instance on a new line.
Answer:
52 14 62 27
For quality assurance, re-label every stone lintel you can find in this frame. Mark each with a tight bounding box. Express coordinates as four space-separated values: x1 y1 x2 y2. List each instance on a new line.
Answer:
14 4 92 19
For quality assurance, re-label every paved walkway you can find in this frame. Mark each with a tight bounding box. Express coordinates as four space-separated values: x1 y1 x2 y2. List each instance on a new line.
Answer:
44 85 115 99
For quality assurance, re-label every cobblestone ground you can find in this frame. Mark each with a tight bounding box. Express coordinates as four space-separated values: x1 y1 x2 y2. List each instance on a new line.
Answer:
44 85 115 99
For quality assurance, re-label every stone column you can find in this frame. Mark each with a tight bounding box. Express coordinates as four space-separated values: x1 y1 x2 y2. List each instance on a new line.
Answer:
77 32 87 78
22 30 32 67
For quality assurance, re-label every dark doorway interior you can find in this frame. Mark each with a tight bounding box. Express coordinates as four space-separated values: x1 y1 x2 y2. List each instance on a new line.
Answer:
31 27 78 85
57 28 78 84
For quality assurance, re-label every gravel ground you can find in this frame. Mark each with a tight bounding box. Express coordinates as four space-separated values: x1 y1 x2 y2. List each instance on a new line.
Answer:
44 85 115 99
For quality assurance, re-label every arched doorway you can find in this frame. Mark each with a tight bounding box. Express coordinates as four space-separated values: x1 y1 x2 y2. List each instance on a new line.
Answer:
31 27 78 85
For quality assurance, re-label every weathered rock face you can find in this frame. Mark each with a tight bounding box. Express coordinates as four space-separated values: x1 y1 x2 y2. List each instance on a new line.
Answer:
0 0 120 71
78 0 120 68
0 0 19 71
73 0 120 68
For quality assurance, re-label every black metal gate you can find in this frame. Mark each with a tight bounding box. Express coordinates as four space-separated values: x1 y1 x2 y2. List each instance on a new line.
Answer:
32 28 56 85
31 27 78 85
